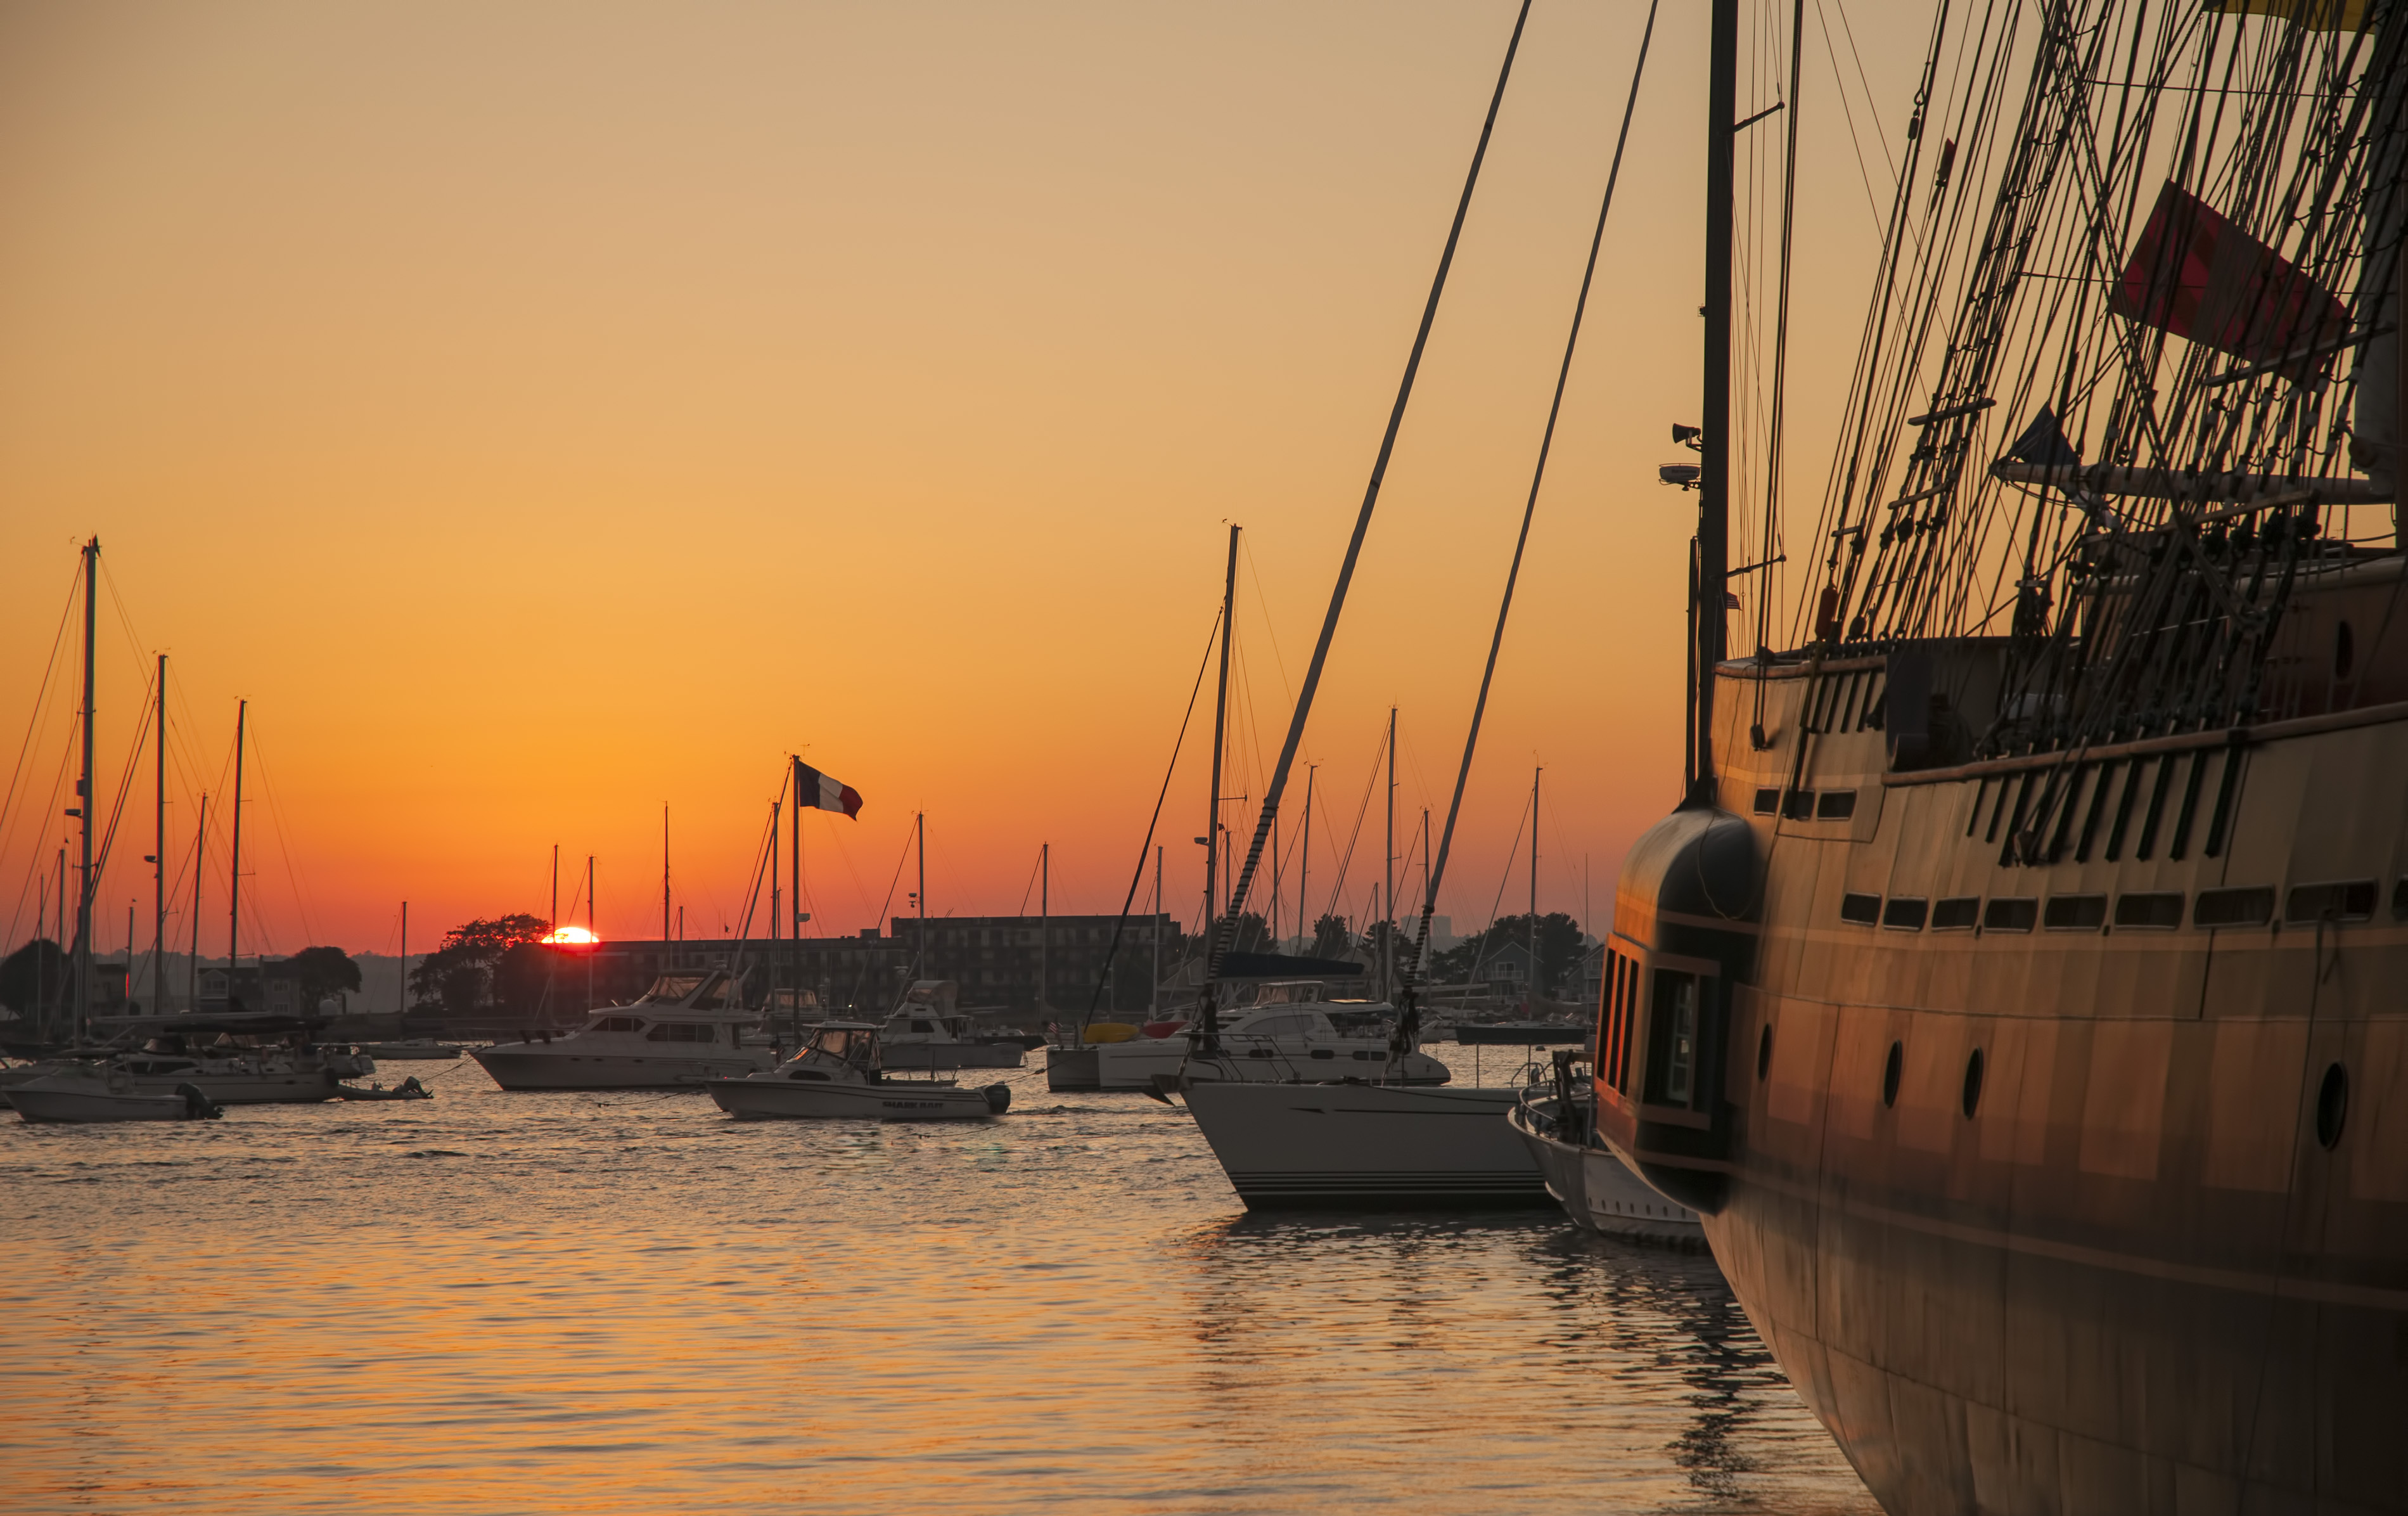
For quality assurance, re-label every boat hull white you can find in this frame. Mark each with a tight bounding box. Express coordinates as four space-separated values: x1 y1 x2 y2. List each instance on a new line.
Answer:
707 1077 1004 1121
471 1046 772 1091
1506 1102 1705 1243
6 1077 217 1124
1091 1040 1449 1091
121 1068 345 1104
1184 1080 1549 1208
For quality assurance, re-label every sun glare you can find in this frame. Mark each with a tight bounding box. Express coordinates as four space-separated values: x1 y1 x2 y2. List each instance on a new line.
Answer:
545 926 600 946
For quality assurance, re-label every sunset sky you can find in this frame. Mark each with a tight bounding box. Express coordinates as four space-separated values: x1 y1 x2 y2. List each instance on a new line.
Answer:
0 1 1931 958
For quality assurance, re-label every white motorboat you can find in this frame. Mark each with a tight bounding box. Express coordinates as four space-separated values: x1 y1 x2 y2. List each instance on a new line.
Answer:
471 970 775 1090
6 1063 222 1124
1181 1078 1549 1208
1051 982 1449 1091
1508 1081 1702 1245
876 981 1025 1070
707 1022 1010 1121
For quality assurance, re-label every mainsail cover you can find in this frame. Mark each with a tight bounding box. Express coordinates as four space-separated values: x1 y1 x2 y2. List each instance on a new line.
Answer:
2110 181 2351 371
798 762 863 819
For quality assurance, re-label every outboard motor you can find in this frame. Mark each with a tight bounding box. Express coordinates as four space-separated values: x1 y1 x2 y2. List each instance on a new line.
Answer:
982 1084 1012 1114
174 1083 223 1121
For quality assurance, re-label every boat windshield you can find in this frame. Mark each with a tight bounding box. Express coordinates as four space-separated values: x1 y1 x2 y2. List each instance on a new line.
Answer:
806 1026 876 1063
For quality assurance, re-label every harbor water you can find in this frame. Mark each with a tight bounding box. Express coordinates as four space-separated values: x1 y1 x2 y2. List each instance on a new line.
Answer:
1 1047 1877 1514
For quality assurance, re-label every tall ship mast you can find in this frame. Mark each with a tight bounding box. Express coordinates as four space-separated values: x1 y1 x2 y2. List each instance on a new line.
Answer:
1594 1 2408 1510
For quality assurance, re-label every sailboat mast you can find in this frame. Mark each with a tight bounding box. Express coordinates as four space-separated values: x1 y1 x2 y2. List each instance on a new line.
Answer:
188 795 206 1011
74 537 96 1043
1300 766 1314 948
1151 844 1163 1017
399 901 407 1017
1694 0 1738 800
1201 525 1239 1046
662 806 671 944
1384 706 1396 1002
152 652 166 1016
1529 765 1541 1010
1039 842 1049 1013
916 811 926 976
227 698 246 991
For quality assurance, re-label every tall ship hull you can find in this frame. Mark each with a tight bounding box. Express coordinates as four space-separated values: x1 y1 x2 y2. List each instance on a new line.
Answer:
1593 648 2408 1512
1572 0 2408 1505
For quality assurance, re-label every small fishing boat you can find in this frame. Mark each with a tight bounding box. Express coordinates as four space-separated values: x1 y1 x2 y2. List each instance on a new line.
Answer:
5 1063 222 1124
707 1022 1009 1121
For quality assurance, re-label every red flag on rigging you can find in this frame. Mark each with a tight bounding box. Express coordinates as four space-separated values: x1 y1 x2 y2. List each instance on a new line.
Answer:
2110 181 2348 372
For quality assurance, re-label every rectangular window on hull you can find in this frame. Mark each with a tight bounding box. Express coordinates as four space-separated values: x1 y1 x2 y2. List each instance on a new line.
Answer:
1840 893 1881 925
1783 789 1817 820
1644 970 1700 1108
1881 897 1928 930
2286 880 2377 925
2197 887 2274 928
2113 892 2185 929
1931 897 1978 930
1816 789 1858 820
2044 895 2108 930
1983 897 2037 932
1753 787 1780 816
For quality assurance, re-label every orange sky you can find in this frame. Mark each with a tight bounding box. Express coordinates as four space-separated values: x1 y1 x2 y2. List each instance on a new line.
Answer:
0 1 1930 956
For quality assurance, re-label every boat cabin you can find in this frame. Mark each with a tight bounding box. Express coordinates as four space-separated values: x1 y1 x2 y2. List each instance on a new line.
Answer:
571 970 760 1044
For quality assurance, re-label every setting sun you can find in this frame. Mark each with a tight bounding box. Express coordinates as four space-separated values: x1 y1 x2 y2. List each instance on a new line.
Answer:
544 927 600 946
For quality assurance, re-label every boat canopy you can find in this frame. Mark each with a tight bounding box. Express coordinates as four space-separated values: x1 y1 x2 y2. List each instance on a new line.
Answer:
634 971 735 1010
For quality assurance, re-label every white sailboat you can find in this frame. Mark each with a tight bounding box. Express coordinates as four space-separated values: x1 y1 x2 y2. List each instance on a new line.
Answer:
707 1022 1009 1121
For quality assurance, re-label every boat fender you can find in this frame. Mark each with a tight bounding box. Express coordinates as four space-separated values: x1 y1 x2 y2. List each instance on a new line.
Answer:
983 1083 1011 1114
174 1083 222 1120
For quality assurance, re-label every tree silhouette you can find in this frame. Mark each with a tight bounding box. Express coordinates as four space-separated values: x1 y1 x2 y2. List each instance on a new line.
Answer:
286 946 362 1013
409 915 551 1017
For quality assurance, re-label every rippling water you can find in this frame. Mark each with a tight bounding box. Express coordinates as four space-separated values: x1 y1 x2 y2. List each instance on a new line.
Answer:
1 1048 1877 1514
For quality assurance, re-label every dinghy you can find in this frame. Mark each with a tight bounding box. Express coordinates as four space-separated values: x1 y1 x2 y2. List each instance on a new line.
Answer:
708 1022 1008 1121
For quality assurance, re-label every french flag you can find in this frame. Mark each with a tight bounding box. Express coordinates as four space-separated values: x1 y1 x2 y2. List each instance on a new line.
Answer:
799 761 864 819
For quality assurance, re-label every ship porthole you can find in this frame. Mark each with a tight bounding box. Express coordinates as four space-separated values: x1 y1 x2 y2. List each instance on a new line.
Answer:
1757 1025 1772 1081
1882 1041 1903 1108
2317 1062 2349 1150
1961 1047 1985 1118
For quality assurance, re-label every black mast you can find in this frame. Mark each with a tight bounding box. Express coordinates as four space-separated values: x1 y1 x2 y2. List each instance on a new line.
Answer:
152 652 165 1017
1695 0 1738 802
1198 524 1238 1052
228 698 246 994
74 537 97 1043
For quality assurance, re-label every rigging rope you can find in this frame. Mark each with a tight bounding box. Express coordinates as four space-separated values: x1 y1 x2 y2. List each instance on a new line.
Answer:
1395 0 1661 1037
1203 0 1532 999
